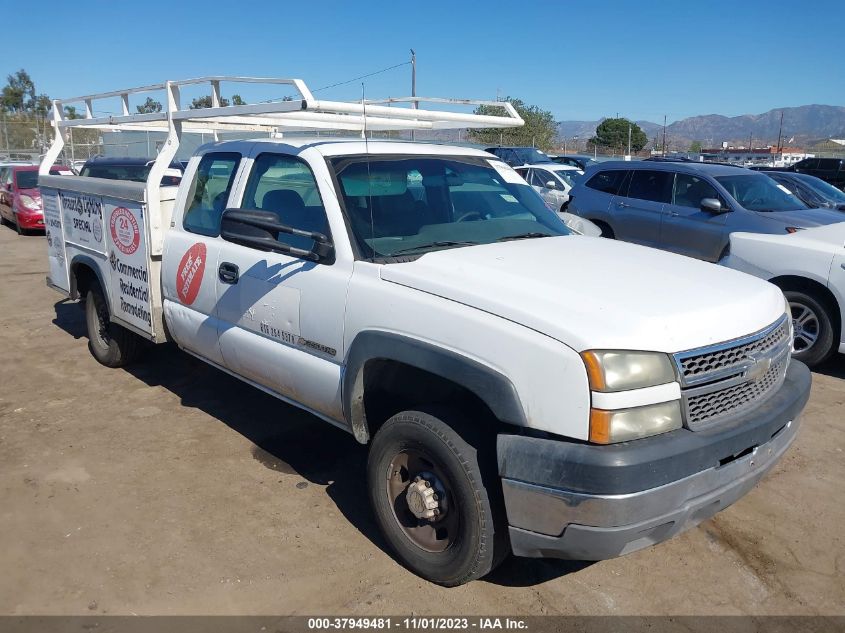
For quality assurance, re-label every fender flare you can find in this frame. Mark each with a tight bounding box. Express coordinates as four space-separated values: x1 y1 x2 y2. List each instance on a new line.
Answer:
342 330 526 443
69 254 108 301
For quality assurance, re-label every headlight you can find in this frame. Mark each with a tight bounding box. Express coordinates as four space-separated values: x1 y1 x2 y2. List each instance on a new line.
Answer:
589 401 682 444
581 350 676 392
20 195 40 210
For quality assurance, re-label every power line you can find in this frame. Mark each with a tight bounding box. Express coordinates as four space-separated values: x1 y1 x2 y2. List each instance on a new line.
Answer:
262 60 412 103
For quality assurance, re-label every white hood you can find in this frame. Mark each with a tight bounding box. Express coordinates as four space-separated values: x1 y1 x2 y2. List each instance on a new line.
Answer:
380 236 786 353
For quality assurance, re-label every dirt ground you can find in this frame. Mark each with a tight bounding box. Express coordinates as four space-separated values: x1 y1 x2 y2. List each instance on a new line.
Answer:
1 225 843 616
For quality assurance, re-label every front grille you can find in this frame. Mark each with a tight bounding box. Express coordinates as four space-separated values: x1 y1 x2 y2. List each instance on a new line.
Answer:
677 317 790 387
684 356 787 431
674 316 791 431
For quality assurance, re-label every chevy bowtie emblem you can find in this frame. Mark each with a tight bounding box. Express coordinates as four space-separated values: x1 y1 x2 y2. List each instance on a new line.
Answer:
744 352 773 383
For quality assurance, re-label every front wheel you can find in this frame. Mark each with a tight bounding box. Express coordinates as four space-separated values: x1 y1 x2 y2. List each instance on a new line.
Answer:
14 214 24 235
85 282 141 367
786 290 836 368
367 409 507 586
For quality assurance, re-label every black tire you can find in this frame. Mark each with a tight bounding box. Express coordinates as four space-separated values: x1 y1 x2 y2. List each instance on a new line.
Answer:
367 409 507 586
84 282 141 367
14 214 24 235
594 221 614 238
785 289 836 368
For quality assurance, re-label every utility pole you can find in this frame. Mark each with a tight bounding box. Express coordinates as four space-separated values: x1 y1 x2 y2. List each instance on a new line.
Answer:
775 111 784 166
627 123 632 157
410 49 417 142
662 115 667 156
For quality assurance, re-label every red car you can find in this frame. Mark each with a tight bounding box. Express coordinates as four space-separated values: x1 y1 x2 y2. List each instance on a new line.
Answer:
0 164 73 234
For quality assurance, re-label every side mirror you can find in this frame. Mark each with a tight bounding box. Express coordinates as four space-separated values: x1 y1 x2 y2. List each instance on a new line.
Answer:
700 198 725 214
545 180 557 189
220 208 334 262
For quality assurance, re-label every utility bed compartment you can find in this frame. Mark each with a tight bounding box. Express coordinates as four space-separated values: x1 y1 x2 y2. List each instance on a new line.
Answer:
40 174 176 342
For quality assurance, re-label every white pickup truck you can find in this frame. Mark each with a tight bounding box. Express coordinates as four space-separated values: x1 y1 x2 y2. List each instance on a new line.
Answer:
40 77 811 586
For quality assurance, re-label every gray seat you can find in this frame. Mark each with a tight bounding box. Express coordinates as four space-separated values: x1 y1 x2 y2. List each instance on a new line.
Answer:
260 189 329 237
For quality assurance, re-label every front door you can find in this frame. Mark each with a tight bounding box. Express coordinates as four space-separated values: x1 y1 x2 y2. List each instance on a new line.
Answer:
215 149 352 421
660 172 729 261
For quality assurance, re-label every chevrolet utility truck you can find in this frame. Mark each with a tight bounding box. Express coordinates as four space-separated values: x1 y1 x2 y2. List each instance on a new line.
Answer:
40 77 811 586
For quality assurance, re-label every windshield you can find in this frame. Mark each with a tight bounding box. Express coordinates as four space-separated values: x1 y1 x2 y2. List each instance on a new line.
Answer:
553 169 582 187
795 173 845 203
715 174 808 212
330 155 570 259
14 170 64 189
518 148 552 164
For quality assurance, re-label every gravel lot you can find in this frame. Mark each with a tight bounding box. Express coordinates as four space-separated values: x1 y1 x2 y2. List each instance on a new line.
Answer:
1 225 844 616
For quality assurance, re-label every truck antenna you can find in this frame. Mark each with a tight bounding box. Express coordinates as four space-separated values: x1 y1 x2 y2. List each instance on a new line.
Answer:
362 83 375 259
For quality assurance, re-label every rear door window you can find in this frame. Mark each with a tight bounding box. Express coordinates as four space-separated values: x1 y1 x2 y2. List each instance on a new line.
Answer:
585 170 627 195
182 152 241 236
627 170 673 203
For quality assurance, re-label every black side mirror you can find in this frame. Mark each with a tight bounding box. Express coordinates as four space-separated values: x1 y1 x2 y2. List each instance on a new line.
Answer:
700 198 725 214
220 208 334 262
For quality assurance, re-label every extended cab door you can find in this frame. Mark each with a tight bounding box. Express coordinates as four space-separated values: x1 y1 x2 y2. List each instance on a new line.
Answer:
162 151 244 366
660 172 729 261
611 169 671 247
215 148 353 422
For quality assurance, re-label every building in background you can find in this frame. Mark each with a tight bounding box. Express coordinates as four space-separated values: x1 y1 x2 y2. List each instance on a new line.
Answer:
700 146 813 167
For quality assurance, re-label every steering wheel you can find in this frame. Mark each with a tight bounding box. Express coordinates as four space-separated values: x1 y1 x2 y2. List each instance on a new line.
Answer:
456 211 484 222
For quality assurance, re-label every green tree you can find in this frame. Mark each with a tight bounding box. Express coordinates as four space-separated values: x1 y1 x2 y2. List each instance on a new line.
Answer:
590 117 647 153
688 140 702 153
1 69 36 112
136 97 163 113
189 95 231 109
467 97 558 151
231 94 245 106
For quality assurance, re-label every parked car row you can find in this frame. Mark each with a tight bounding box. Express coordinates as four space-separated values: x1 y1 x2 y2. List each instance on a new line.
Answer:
0 157 184 236
0 163 73 234
566 159 845 366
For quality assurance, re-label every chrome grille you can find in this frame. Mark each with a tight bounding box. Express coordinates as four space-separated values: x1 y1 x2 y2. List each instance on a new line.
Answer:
676 317 790 387
673 315 791 431
684 356 787 431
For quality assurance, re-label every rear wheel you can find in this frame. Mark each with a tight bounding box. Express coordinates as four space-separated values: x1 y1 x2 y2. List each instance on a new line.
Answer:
785 290 836 368
367 409 507 586
85 282 141 367
594 221 614 238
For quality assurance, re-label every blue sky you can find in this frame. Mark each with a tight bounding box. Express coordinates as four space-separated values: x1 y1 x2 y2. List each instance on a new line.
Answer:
3 0 843 123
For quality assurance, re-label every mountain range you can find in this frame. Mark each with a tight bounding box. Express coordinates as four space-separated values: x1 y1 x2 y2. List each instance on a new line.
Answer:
557 105 845 150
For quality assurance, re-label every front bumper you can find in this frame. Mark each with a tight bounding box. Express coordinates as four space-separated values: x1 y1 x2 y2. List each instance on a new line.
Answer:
16 209 45 230
498 361 811 560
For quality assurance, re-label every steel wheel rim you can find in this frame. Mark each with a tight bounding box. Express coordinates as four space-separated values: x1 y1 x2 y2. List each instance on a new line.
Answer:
385 448 459 553
790 301 820 352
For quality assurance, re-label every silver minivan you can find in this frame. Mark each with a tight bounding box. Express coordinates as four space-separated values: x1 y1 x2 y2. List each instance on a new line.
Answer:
568 161 845 261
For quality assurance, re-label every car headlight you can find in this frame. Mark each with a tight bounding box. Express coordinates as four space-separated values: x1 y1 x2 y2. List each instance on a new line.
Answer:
581 350 676 392
581 350 681 444
20 195 40 210
589 401 682 444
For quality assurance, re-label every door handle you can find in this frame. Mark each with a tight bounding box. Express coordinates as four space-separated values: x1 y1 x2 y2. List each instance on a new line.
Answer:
616 201 629 208
670 211 680 217
218 262 239 284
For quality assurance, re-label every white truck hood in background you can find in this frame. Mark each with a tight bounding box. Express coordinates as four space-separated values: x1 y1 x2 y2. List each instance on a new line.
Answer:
380 236 786 353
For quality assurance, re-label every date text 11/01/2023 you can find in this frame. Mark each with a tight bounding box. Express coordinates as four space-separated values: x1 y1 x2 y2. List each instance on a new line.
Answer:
307 618 528 630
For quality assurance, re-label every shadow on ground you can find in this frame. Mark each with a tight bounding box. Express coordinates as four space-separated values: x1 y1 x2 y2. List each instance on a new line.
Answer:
814 355 845 379
52 300 592 586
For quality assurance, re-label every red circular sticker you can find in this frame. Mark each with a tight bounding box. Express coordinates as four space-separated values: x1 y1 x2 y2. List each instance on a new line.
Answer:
110 207 140 255
176 242 207 306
